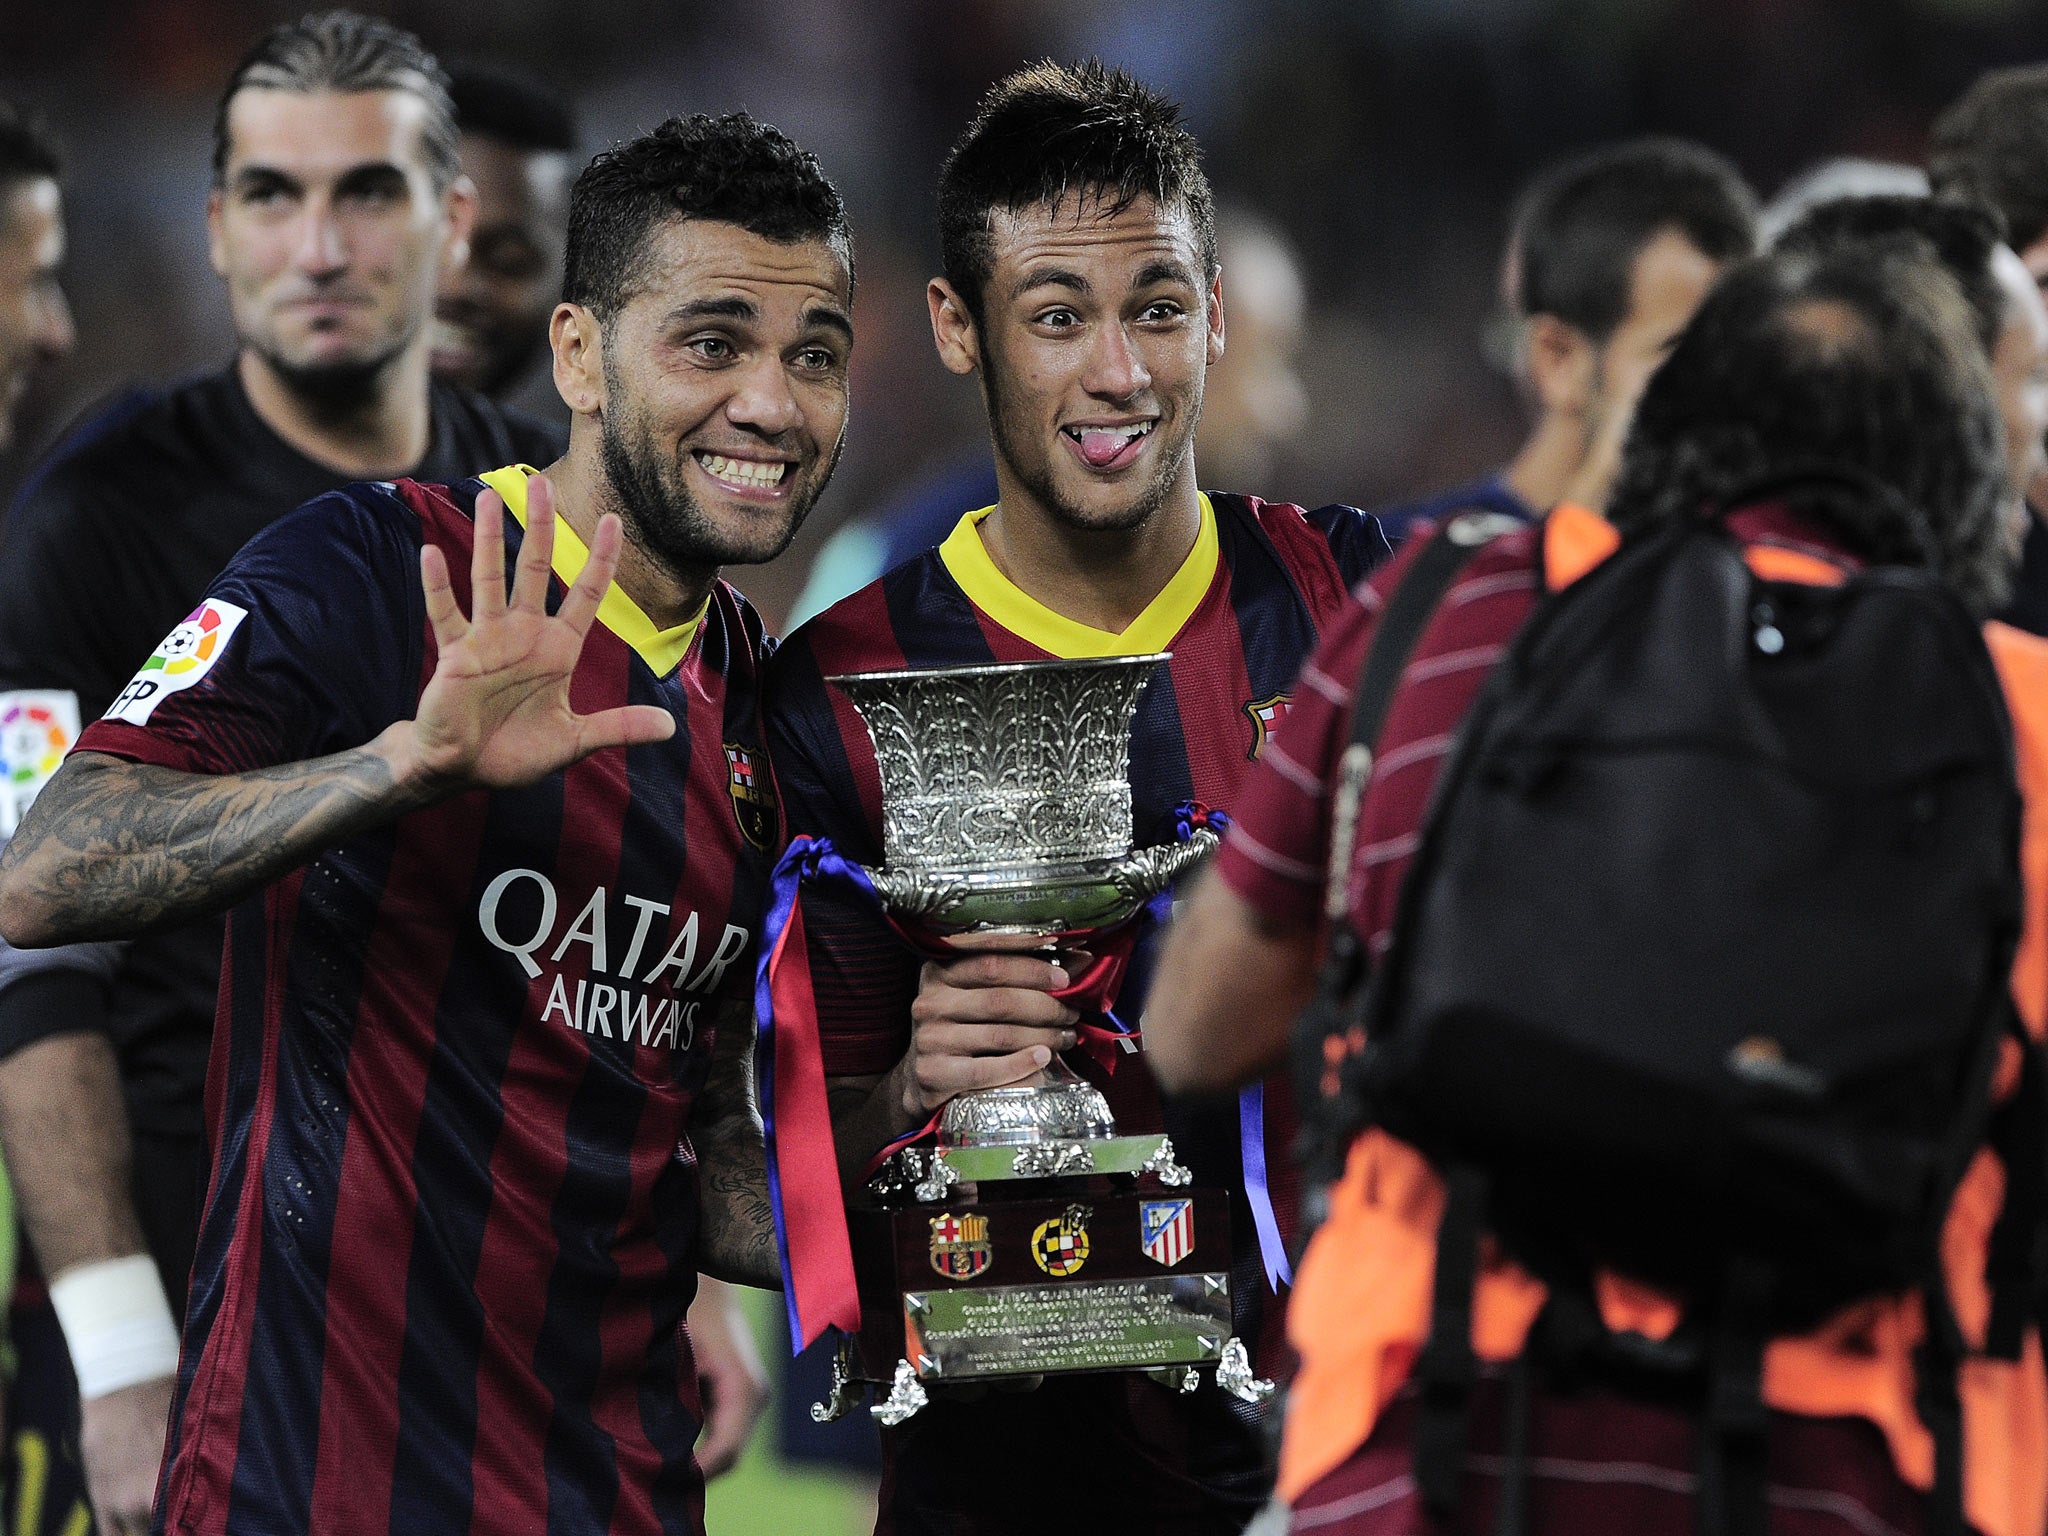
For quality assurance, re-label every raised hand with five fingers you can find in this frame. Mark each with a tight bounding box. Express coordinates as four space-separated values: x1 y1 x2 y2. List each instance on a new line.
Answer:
396 472 677 795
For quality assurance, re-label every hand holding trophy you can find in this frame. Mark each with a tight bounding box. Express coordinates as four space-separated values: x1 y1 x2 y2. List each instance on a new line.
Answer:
769 654 1269 1424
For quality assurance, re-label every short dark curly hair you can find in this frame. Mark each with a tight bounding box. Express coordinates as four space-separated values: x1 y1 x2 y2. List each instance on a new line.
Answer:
213 11 458 190
1930 65 2048 254
937 60 1215 326
1775 194 2008 354
562 112 851 321
1608 241 2012 616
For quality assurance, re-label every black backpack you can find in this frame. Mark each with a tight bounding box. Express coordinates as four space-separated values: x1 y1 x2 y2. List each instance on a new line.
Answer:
1292 504 2044 1536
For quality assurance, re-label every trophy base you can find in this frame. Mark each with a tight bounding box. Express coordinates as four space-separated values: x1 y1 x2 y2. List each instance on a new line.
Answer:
831 1183 1267 1423
870 1133 1194 1200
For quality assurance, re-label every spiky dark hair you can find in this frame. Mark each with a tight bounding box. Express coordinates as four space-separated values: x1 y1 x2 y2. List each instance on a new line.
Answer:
937 59 1215 324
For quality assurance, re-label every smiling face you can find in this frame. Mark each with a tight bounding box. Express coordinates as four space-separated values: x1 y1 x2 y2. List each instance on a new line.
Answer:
210 86 472 402
935 192 1222 535
566 216 852 577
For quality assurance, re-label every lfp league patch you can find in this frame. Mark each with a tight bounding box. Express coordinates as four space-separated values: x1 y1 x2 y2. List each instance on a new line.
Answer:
0 689 81 836
104 599 249 727
1139 1198 1195 1268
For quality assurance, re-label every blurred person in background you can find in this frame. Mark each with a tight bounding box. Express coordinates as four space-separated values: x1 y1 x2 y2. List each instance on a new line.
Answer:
0 101 72 464
0 13 561 1532
433 55 770 1484
765 60 1388 1534
1775 195 2048 559
1372 138 1757 545
0 91 72 1529
1148 237 2047 1536
431 62 576 423
1931 63 2048 635
785 203 1310 626
1758 157 1929 245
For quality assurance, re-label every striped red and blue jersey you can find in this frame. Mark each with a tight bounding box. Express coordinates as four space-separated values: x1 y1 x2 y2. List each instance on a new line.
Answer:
75 470 771 1536
765 492 1388 1361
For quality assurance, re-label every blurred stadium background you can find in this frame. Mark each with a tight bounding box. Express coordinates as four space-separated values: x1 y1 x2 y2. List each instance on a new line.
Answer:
6 1 2048 1527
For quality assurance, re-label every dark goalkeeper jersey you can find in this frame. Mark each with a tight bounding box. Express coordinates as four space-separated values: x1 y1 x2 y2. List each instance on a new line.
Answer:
77 470 769 1536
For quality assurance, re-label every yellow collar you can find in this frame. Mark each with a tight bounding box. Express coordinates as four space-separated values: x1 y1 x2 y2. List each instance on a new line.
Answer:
478 465 707 676
936 493 1219 658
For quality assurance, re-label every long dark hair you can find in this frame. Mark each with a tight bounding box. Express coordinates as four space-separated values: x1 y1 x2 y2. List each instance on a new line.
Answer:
1607 241 2014 616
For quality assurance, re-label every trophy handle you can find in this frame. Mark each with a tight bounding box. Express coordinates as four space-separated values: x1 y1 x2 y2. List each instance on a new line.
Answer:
1110 827 1218 905
862 864 969 924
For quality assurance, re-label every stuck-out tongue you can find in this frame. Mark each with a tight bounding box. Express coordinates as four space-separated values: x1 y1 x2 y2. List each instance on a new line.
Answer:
1076 428 1135 468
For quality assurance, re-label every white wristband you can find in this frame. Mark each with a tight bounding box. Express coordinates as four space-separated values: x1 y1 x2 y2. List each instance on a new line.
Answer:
48 1254 180 1399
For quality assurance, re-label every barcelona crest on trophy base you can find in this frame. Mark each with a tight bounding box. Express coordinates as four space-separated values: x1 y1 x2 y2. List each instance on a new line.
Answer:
808 655 1271 1425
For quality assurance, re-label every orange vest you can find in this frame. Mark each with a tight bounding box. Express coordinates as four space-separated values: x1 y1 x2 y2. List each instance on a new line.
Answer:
1279 507 2048 1536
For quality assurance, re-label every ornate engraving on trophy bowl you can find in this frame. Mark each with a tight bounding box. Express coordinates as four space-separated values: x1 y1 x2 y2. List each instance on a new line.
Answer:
829 655 1217 938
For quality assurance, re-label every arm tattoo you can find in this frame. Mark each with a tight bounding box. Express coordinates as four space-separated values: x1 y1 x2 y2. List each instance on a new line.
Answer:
691 998 780 1289
0 749 435 945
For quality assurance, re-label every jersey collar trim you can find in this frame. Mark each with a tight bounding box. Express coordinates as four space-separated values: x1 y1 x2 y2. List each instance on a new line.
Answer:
935 493 1219 658
479 464 706 676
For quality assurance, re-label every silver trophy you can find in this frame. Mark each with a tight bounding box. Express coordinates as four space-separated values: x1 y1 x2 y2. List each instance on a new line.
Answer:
821 654 1271 1422
828 654 1215 1184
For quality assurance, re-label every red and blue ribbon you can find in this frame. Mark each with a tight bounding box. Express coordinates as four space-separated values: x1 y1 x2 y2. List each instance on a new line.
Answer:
756 836 871 1352
1174 802 1291 1291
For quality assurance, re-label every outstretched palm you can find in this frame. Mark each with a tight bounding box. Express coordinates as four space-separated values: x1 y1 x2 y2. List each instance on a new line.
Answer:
411 474 675 789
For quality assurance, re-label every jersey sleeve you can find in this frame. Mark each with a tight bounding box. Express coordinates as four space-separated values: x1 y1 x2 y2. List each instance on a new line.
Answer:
1212 579 1386 928
762 635 920 1081
1303 503 1394 591
75 487 426 775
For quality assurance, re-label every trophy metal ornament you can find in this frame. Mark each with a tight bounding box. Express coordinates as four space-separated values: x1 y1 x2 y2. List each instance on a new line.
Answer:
807 654 1271 1421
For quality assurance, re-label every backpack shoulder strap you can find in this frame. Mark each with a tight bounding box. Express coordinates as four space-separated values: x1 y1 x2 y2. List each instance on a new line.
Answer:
1324 512 1523 925
1292 513 1522 1210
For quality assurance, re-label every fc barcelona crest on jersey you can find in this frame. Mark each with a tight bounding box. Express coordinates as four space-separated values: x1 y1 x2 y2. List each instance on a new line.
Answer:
1140 1198 1195 1267
722 742 775 849
1030 1204 1092 1277
1244 693 1292 760
928 1212 993 1280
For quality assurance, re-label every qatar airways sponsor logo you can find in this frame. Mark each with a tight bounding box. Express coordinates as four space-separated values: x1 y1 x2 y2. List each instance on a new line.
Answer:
477 869 750 1051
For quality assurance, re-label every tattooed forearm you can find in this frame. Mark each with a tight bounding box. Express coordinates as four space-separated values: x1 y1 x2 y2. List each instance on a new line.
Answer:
692 1000 780 1289
0 746 442 947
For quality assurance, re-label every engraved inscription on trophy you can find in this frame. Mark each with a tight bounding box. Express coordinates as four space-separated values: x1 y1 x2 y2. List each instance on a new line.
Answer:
903 1275 1234 1379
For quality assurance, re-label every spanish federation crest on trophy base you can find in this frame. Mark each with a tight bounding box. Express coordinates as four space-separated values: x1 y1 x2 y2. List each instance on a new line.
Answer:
808 654 1272 1424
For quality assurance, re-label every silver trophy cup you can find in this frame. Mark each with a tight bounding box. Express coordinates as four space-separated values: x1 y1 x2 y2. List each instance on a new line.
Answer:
815 654 1272 1425
827 654 1217 1160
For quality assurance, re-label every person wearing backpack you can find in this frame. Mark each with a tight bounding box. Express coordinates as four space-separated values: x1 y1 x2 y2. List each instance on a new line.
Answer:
1147 237 2048 1536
